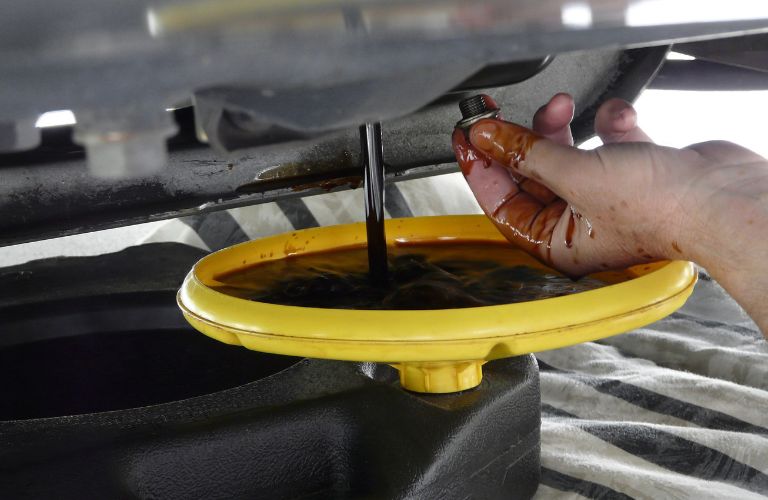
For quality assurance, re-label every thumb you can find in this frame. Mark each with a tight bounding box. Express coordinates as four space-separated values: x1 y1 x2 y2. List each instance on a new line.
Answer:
469 118 596 199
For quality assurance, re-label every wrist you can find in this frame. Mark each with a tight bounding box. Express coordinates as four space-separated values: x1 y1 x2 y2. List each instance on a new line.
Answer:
683 195 768 268
676 194 768 336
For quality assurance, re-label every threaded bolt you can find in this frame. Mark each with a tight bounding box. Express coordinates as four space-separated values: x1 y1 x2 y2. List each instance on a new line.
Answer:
459 95 490 120
456 94 499 130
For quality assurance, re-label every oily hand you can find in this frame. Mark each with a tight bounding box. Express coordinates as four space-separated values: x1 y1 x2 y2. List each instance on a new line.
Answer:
452 93 682 277
453 93 768 336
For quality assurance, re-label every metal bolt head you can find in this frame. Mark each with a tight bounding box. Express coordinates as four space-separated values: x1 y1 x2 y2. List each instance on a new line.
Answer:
456 94 499 130
79 133 171 179
73 109 177 179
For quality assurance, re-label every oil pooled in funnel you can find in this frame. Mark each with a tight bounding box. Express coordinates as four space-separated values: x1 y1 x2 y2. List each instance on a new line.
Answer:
214 242 612 310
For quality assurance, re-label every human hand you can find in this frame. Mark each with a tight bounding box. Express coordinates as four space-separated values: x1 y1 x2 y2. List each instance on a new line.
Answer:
452 93 768 335
451 93 666 277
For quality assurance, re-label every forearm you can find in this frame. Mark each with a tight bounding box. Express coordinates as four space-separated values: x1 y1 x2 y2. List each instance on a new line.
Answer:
677 192 768 337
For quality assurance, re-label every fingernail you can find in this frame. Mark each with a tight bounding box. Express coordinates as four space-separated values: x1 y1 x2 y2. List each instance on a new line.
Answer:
613 106 635 130
470 121 498 151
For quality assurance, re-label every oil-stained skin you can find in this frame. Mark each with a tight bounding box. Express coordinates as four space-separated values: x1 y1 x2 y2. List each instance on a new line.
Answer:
452 114 590 267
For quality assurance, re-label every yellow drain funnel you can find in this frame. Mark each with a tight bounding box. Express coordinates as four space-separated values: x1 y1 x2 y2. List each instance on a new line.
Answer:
178 215 697 393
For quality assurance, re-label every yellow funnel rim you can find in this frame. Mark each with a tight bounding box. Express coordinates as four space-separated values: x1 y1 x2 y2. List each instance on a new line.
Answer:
178 215 697 392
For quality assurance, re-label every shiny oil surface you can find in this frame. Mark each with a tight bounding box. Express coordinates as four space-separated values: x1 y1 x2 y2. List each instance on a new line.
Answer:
213 242 624 310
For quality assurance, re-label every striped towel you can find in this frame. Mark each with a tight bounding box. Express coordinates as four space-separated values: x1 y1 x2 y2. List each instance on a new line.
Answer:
141 173 768 499
535 272 768 499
